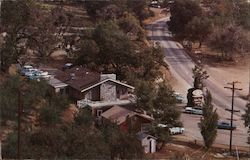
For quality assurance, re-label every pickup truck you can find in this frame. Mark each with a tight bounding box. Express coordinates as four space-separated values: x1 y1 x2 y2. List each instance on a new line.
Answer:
169 127 185 135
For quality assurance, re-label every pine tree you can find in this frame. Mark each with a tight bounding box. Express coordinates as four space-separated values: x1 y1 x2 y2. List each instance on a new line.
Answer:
242 103 250 144
200 91 218 149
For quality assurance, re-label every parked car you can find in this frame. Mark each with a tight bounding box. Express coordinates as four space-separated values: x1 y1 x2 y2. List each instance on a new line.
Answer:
184 107 203 115
217 121 236 130
173 92 184 103
169 127 185 135
24 68 38 77
149 1 161 8
27 70 50 80
20 65 33 75
62 63 73 70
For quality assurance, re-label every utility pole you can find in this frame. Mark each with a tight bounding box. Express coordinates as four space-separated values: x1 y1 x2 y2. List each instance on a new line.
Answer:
224 81 242 154
17 89 23 159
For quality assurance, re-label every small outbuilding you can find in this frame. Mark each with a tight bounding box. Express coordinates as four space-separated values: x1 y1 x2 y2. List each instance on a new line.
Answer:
137 132 157 154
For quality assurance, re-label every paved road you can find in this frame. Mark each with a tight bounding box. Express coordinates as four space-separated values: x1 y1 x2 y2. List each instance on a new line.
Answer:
146 17 249 147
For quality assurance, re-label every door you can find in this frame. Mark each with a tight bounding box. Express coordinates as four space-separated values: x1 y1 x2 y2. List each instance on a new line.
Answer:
149 140 152 153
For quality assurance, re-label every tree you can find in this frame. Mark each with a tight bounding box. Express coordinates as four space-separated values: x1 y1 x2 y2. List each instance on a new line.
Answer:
26 5 72 60
92 21 139 78
118 13 145 41
126 0 151 24
208 25 250 60
153 82 180 125
236 2 250 30
137 45 167 81
134 81 181 151
185 16 213 48
135 80 155 112
84 1 111 19
151 82 180 150
242 103 250 144
200 91 218 149
192 61 209 89
0 76 49 123
101 123 144 159
0 0 73 69
74 39 100 68
0 0 33 71
167 0 202 40
39 94 69 127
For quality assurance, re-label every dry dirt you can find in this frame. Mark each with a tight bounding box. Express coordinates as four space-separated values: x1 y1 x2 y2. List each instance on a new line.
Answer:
146 138 250 159
146 7 250 159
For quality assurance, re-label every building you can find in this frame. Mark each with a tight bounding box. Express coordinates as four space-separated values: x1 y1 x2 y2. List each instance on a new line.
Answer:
39 65 136 117
137 132 157 154
101 105 154 132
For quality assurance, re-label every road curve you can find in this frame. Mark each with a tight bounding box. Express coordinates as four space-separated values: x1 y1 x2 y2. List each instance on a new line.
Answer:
147 17 249 147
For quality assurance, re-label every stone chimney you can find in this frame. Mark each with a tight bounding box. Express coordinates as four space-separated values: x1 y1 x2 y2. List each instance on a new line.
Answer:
100 74 117 101
100 74 116 81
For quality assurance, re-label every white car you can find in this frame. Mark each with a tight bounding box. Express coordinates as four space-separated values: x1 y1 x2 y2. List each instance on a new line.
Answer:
169 127 185 135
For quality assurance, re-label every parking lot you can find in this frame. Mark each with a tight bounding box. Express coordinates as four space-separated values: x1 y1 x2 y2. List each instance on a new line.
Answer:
180 107 249 147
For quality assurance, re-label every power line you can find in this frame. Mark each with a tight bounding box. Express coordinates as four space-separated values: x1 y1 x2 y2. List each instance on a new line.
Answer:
224 81 242 155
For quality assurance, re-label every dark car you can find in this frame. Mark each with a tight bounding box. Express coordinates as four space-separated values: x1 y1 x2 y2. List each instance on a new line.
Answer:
217 121 236 130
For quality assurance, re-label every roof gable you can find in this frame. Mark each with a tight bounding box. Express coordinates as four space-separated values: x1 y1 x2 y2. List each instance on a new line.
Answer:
80 78 135 93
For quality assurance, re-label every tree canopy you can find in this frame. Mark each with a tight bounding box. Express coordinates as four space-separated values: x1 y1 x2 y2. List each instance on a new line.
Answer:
208 25 250 60
167 0 202 40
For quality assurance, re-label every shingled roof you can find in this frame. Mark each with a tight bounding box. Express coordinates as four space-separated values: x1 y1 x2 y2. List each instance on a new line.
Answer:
55 67 100 91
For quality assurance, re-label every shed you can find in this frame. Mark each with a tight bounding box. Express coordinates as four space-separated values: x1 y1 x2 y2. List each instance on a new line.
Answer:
137 132 157 154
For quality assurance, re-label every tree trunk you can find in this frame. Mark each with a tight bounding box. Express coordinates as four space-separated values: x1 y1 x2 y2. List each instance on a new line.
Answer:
199 41 202 48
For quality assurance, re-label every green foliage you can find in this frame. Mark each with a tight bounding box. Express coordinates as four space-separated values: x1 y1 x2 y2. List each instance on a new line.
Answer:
118 13 145 41
236 2 250 30
153 83 180 125
2 133 18 157
74 109 94 126
84 1 111 19
74 39 99 68
3 115 143 159
185 16 213 47
192 62 209 89
242 103 250 144
0 76 49 122
0 36 19 72
0 0 35 71
101 123 144 159
39 94 70 126
167 0 202 39
149 124 171 150
208 25 250 59
0 76 20 121
138 46 166 81
135 80 180 125
200 91 218 149
135 80 155 111
92 21 139 78
127 0 151 24
1 0 32 31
